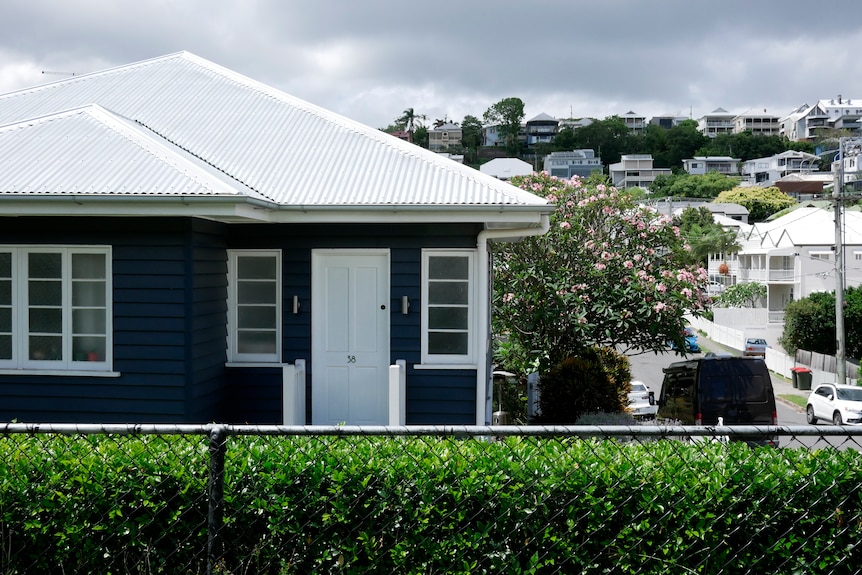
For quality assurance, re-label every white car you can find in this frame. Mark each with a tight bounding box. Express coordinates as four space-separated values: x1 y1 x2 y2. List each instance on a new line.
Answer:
806 383 862 425
628 380 657 420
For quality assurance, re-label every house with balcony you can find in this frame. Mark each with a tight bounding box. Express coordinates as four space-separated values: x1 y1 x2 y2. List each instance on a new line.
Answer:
740 150 821 186
697 108 735 138
608 154 671 189
525 113 558 147
709 207 862 343
543 149 603 179
780 96 862 142
682 156 740 176
428 122 462 152
732 110 781 136
621 111 646 134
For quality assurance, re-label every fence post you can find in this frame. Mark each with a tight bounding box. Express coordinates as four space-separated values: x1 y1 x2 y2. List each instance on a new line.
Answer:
207 426 227 575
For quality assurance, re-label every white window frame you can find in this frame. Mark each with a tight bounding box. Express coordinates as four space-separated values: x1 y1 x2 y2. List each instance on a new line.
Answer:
420 249 476 366
810 250 832 261
227 250 282 364
0 245 112 373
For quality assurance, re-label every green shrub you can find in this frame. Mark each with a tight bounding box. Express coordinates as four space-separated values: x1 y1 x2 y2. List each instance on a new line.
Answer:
534 347 631 424
2 433 861 574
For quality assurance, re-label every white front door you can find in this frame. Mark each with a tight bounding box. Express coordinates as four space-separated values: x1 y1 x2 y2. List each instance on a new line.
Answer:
311 250 390 425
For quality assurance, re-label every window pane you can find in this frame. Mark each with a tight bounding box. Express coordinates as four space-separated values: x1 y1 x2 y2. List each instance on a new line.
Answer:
29 280 62 306
29 308 62 333
429 256 468 280
0 334 10 360
72 254 106 279
429 307 468 330
238 331 276 354
238 257 277 280
238 306 277 329
238 281 276 304
73 281 107 306
29 335 62 360
73 336 106 362
429 282 468 305
0 280 9 305
0 307 10 331
429 332 468 355
29 253 61 279
0 252 10 277
73 309 107 334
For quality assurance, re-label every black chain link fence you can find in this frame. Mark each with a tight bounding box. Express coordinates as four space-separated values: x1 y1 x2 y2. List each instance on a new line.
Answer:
2 423 861 574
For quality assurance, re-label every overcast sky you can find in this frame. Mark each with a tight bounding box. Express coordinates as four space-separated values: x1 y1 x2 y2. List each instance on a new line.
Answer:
2 0 862 130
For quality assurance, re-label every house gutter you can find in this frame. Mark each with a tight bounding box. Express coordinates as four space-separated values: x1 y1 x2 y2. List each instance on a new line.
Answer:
475 214 550 426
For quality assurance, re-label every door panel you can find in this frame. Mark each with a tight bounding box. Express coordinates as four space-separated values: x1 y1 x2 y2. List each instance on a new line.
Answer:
312 251 389 425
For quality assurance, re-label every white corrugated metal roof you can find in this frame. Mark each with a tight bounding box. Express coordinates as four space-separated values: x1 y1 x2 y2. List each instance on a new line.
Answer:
0 52 550 225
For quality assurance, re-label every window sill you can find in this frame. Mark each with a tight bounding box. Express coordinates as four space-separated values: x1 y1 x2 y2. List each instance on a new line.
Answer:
225 362 285 368
0 368 121 378
414 363 478 370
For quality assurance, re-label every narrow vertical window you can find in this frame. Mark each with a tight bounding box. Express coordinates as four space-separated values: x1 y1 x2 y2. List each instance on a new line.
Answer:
228 250 281 362
422 250 475 364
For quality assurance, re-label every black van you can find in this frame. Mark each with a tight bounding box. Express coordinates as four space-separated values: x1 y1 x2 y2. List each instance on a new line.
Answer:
657 356 777 446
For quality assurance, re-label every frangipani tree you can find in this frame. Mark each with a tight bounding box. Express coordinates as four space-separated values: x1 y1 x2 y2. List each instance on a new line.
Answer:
493 172 711 374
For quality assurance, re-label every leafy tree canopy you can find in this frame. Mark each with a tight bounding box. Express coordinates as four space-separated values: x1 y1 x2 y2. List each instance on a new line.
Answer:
779 287 862 358
673 207 740 267
649 172 738 199
460 115 483 165
483 97 525 155
493 172 710 375
713 186 796 222
713 282 767 309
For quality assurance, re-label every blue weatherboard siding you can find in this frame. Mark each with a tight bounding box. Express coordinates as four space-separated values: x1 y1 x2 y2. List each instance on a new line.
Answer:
224 223 481 425
0 218 482 425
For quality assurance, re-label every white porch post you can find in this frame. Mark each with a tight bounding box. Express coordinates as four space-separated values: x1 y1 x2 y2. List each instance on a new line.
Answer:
282 359 306 425
388 359 407 425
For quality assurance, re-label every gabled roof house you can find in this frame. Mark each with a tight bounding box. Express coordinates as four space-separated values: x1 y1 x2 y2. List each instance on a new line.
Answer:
0 52 552 425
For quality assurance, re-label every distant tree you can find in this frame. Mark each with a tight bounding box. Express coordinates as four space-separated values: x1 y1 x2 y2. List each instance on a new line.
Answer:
568 116 634 166
551 125 578 152
640 124 671 167
713 282 767 309
483 97 525 155
714 186 796 222
396 107 427 144
413 125 429 149
674 207 740 267
779 287 862 358
665 120 708 167
649 172 738 199
460 115 483 165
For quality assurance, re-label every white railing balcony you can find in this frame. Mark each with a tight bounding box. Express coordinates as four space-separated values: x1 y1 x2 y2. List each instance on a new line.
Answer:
768 311 786 323
768 269 795 282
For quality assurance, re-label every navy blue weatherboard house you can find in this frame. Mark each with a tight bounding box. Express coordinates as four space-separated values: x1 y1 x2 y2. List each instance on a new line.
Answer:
0 52 551 425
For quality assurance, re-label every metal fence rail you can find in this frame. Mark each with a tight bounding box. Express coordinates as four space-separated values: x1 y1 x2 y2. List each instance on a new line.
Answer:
2 424 862 575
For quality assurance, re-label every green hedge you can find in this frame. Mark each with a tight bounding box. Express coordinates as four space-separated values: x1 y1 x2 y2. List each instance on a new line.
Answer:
1 434 861 574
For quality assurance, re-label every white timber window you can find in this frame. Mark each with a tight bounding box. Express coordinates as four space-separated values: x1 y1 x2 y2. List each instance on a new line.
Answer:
0 246 111 372
421 249 476 365
227 250 281 363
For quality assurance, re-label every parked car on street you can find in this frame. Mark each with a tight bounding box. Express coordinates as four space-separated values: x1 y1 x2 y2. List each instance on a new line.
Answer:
669 327 700 353
627 380 657 420
743 338 769 357
657 355 777 446
806 383 862 425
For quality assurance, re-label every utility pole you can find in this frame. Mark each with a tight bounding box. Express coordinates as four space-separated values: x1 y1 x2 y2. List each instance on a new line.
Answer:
833 140 846 385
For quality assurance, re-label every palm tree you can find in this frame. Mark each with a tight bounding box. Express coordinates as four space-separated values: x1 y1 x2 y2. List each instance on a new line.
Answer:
397 108 426 144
